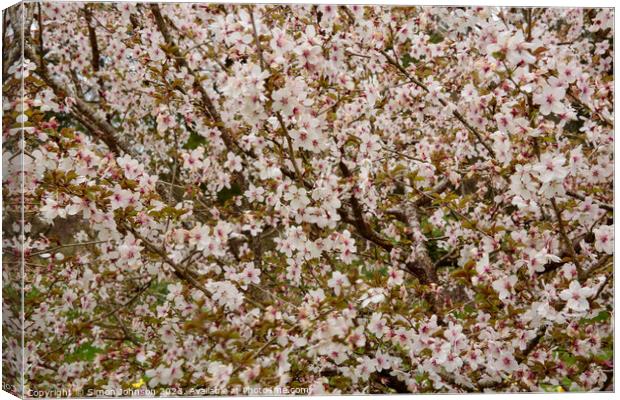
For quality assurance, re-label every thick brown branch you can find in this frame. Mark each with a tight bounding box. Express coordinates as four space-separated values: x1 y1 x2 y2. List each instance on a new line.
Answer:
24 44 130 155
338 160 393 253
386 206 438 284
550 198 583 279
83 6 100 73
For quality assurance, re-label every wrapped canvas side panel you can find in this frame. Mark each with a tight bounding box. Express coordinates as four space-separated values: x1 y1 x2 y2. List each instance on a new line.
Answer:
2 2 25 398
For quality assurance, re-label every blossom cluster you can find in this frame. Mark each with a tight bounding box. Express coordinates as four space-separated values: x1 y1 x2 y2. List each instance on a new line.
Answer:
1 3 613 395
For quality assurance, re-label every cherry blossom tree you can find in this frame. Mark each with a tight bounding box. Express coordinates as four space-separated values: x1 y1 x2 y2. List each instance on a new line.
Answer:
2 3 614 395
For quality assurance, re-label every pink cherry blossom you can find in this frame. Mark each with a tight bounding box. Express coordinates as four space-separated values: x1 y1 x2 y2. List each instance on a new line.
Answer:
533 83 566 115
327 271 350 296
560 281 594 312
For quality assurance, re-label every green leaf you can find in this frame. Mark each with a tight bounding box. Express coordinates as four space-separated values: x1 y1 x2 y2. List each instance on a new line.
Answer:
66 343 104 362
591 310 611 322
26 288 41 302
217 183 242 203
594 347 613 362
401 53 414 68
183 131 206 150
429 32 444 44
555 349 577 366
561 377 572 388
580 310 611 325
65 309 80 321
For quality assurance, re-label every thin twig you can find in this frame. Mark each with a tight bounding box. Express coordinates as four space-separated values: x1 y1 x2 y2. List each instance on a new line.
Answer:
377 49 495 157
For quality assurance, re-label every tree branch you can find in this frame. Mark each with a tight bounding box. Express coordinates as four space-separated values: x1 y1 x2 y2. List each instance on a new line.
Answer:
24 44 131 155
83 5 101 73
149 4 240 155
550 198 583 280
566 190 613 212
378 49 495 158
337 160 394 253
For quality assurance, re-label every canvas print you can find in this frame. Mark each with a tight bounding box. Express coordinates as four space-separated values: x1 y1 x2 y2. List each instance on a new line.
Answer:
1 2 614 396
